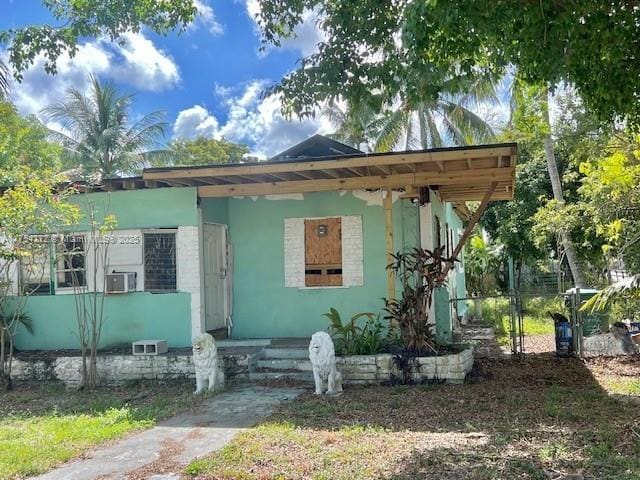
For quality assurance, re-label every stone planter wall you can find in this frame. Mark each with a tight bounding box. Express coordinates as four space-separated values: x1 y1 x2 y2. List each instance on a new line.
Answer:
11 347 474 387
11 352 251 388
338 348 474 384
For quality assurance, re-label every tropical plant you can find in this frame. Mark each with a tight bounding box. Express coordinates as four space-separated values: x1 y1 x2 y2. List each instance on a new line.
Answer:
383 246 453 355
324 308 396 355
581 275 640 313
42 75 169 178
322 101 385 152
464 234 502 297
375 77 497 151
325 78 496 153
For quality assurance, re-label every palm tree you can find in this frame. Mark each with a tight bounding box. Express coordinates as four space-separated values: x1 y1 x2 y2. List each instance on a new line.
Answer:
539 87 586 287
0 61 9 99
376 78 498 151
325 78 497 153
42 75 168 178
322 101 385 152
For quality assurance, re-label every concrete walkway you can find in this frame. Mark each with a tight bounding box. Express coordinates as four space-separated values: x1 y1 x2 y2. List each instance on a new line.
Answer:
35 384 304 480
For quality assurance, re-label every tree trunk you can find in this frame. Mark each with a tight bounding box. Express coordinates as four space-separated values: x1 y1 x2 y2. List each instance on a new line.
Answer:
541 88 587 288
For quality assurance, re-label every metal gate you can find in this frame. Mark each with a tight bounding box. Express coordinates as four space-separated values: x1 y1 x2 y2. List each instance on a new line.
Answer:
451 289 588 358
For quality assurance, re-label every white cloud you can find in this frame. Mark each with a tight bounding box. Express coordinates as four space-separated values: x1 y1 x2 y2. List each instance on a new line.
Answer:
192 0 224 35
110 33 180 92
3 32 180 116
173 80 332 158
245 1 325 56
173 105 220 138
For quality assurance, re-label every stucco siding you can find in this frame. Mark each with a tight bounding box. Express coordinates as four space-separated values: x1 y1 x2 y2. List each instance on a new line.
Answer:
227 191 419 338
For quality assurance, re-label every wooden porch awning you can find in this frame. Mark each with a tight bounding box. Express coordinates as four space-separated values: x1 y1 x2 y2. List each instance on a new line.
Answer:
142 143 517 202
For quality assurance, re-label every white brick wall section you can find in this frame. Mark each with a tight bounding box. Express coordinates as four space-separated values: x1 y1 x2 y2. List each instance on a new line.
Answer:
341 215 364 287
283 218 305 288
177 226 203 339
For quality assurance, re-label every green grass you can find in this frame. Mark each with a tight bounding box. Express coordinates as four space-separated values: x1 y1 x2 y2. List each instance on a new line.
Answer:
474 296 563 345
596 377 640 396
0 381 202 480
186 356 640 480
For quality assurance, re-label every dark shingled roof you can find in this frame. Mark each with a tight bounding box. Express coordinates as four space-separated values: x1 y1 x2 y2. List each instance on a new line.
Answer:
270 134 363 162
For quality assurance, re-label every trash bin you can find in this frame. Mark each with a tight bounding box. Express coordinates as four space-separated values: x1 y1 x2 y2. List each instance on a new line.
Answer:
564 288 607 336
553 313 573 357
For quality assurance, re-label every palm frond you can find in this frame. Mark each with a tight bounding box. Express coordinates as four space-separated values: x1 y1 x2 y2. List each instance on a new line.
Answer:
42 74 167 177
375 109 408 152
581 275 640 312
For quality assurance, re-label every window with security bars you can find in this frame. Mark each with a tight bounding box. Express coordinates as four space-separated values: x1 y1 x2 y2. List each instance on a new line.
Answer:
143 232 177 292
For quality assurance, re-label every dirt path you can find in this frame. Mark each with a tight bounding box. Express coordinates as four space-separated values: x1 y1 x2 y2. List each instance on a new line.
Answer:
34 384 304 480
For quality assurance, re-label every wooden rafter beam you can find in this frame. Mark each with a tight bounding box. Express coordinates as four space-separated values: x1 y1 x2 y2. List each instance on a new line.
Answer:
144 145 515 181
442 182 498 277
196 168 514 198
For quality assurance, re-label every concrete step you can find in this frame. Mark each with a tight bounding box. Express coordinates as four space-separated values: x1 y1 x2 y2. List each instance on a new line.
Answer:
249 371 313 382
262 347 309 360
256 359 312 371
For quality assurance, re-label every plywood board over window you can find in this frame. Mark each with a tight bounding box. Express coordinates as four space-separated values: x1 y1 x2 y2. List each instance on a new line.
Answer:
304 217 343 286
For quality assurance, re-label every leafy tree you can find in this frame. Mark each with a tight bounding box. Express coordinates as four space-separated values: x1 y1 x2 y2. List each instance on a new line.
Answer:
0 102 78 389
0 101 62 183
0 176 80 389
507 84 590 286
255 1 640 125
0 0 197 80
579 133 640 274
485 91 613 286
152 137 250 167
482 141 549 287
43 75 168 178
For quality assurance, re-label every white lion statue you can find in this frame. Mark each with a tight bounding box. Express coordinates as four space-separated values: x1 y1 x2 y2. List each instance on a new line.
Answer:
308 331 342 395
192 333 224 394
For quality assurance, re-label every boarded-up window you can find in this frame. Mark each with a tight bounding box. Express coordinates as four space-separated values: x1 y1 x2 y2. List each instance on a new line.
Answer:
304 217 343 286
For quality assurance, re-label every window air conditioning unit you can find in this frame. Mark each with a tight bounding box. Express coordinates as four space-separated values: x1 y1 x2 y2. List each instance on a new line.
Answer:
106 272 137 294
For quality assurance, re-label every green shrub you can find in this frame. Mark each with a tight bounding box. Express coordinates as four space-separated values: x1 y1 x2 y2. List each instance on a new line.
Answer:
324 308 398 355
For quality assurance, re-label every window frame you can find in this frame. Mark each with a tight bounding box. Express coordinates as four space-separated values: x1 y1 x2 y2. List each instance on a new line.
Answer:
142 229 178 293
54 234 87 291
19 235 54 296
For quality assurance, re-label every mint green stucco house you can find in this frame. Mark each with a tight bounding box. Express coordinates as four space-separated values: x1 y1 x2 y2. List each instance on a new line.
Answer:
12 136 517 351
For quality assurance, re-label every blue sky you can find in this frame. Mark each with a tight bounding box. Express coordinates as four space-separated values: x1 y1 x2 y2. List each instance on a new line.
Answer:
0 0 331 157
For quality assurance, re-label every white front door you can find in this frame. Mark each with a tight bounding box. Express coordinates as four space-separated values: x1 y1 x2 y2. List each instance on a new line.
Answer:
203 223 230 331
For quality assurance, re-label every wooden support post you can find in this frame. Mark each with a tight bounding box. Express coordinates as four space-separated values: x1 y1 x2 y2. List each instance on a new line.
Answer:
383 189 395 300
442 182 498 277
